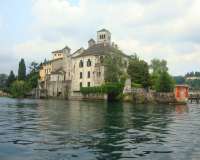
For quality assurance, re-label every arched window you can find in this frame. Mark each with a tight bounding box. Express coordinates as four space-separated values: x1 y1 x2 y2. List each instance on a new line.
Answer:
79 60 83 68
87 59 91 67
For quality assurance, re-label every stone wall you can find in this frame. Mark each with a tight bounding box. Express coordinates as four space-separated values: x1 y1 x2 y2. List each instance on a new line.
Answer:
0 90 9 97
123 88 176 104
69 91 107 101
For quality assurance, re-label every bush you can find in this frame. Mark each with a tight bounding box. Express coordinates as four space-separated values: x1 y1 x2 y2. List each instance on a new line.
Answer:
10 80 31 98
131 82 142 88
80 83 124 100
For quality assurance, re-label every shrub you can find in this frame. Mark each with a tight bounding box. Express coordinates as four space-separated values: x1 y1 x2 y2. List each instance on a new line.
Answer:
131 82 142 88
10 80 31 98
80 83 124 98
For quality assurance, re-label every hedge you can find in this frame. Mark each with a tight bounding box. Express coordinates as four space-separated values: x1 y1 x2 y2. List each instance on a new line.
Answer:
80 83 123 95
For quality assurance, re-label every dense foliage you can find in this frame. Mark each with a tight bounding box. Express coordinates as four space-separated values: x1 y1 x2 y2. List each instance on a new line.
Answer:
80 83 124 100
150 59 168 75
104 53 127 83
155 71 175 92
186 79 200 90
26 62 40 88
127 55 150 88
5 60 40 98
10 80 31 98
6 71 16 89
18 58 26 80
149 58 174 92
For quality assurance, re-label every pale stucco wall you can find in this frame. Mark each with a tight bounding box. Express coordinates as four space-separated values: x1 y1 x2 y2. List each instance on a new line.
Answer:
71 55 105 92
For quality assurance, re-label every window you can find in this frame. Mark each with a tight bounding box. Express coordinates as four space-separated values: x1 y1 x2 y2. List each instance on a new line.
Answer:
80 82 82 88
87 71 90 78
87 82 90 87
87 59 91 67
80 72 83 79
79 60 84 68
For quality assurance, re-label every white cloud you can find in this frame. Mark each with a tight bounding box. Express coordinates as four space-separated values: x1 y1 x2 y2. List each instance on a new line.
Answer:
13 0 200 75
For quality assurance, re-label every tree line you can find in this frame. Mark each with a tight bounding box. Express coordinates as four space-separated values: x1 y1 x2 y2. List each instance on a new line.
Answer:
3 59 40 97
104 53 174 92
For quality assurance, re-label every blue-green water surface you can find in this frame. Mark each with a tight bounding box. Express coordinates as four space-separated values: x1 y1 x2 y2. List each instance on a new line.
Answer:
0 97 200 160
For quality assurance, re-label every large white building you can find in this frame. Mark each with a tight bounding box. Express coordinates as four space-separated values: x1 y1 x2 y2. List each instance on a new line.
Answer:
39 29 129 99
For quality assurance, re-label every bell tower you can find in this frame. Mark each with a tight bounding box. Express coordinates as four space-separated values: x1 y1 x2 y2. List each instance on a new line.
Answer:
97 29 111 45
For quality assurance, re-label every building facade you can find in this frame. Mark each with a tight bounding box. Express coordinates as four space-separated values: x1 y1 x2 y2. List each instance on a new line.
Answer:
38 29 129 99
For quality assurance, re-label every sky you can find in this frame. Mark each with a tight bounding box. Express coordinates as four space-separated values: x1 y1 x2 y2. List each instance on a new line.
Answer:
0 0 200 75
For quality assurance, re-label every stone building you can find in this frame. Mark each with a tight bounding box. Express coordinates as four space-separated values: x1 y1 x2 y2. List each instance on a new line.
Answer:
38 29 129 99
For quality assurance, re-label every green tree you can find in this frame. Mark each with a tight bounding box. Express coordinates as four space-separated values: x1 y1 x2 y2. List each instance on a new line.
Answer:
18 58 26 80
127 56 150 88
155 71 174 92
104 53 125 83
6 71 16 89
150 59 169 89
10 80 30 98
27 62 40 88
150 59 168 75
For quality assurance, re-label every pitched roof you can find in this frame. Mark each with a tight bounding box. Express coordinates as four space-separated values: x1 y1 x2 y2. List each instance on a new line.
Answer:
43 58 63 65
88 38 95 42
52 45 71 53
98 28 110 33
51 67 66 74
73 43 129 58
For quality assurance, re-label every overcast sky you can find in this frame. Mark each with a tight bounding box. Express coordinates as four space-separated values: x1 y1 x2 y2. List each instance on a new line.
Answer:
0 0 200 75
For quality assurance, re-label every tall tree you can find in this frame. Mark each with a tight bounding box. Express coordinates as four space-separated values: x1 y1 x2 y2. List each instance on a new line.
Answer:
6 70 15 88
127 56 150 88
18 58 26 80
155 71 174 92
27 62 40 88
150 59 168 75
104 53 125 83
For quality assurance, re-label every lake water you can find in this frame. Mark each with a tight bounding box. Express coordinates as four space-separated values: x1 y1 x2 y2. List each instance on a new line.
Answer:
0 97 200 160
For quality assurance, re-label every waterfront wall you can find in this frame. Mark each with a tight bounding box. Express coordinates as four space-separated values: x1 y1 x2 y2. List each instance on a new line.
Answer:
123 88 176 104
69 91 107 101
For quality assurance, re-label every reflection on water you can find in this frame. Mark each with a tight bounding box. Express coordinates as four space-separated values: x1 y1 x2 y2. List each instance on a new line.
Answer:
0 97 199 160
